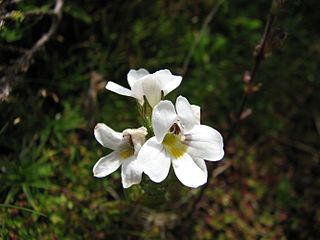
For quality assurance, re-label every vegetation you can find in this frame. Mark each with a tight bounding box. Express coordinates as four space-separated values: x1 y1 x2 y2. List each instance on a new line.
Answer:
0 0 319 239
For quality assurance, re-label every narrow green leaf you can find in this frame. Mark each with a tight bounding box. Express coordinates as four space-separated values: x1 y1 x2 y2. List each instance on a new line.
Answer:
0 204 46 217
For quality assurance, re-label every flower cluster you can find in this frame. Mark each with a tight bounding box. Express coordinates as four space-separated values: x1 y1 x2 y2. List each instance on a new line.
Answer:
93 69 224 188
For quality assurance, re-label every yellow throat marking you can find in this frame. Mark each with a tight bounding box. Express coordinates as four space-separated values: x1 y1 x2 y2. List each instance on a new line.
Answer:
162 134 187 159
119 148 134 159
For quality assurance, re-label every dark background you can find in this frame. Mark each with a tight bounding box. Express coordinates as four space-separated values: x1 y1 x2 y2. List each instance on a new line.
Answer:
0 0 319 239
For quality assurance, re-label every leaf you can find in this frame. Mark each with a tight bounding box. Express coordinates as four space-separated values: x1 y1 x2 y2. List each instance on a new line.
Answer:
0 26 23 42
64 3 92 24
22 184 40 211
0 204 46 217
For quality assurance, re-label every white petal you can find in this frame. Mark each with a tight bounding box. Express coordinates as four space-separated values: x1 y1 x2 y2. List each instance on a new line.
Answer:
121 156 142 188
127 69 149 88
154 69 182 96
105 81 133 97
94 123 123 150
141 74 162 107
193 157 208 179
185 125 224 161
137 137 171 183
131 78 145 105
191 105 201 124
164 76 182 95
93 151 122 178
172 153 207 188
176 96 196 132
152 100 178 143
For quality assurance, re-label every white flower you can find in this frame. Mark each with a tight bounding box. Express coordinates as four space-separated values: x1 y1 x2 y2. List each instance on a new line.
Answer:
137 96 224 188
93 123 147 188
105 69 182 107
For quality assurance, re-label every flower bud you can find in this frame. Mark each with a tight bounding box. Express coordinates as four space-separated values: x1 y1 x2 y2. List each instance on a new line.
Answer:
243 71 252 84
123 127 148 154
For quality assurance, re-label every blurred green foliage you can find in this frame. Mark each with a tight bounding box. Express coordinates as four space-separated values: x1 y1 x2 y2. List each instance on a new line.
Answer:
0 0 319 239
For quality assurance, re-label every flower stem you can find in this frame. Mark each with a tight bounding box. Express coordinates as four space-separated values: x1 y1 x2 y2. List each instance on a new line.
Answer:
137 101 153 137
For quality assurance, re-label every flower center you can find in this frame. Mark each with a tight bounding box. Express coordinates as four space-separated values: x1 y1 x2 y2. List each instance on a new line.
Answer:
162 133 187 159
169 123 181 135
119 147 134 159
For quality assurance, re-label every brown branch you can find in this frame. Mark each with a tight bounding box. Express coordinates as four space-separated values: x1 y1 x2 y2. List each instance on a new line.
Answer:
314 114 320 136
25 0 63 60
224 13 275 145
179 9 277 225
0 0 64 101
274 135 319 158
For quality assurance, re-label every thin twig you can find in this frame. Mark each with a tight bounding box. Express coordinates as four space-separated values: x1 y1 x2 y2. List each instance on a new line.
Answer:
0 0 64 101
224 13 275 145
180 11 276 224
314 114 320 136
26 0 63 59
274 136 319 157
180 0 224 76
